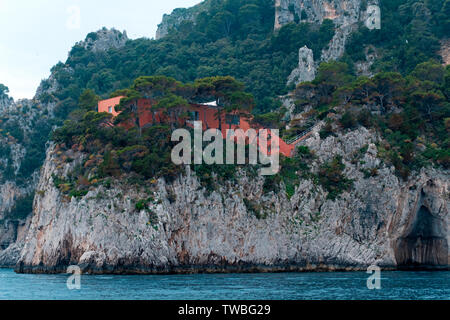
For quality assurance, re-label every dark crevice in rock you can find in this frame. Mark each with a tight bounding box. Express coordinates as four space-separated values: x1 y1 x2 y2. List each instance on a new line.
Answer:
0 220 18 250
395 202 448 270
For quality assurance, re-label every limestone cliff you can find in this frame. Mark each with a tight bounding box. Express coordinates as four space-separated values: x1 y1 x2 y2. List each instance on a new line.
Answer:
0 28 129 267
288 46 316 85
78 28 128 53
0 98 38 266
439 39 450 66
156 2 210 39
0 93 14 114
155 0 381 85
1 4 447 275
274 0 381 32
15 128 449 274
280 0 381 85
0 216 31 267
0 94 40 258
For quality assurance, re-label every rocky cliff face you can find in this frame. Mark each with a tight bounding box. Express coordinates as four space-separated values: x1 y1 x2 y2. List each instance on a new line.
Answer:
15 128 449 274
439 39 450 66
156 2 210 39
0 97 39 266
288 46 316 85
0 97 48 266
78 28 128 52
1 5 448 274
0 94 14 114
155 0 381 85
0 28 129 267
274 0 381 32
279 0 381 85
0 216 31 267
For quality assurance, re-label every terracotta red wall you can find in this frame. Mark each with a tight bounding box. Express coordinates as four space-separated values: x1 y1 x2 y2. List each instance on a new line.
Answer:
98 96 124 116
137 99 154 127
189 104 294 157
256 129 294 158
190 105 252 136
98 98 296 157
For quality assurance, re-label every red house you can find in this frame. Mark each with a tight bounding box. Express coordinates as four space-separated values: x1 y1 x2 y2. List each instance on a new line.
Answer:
98 97 305 157
98 96 123 117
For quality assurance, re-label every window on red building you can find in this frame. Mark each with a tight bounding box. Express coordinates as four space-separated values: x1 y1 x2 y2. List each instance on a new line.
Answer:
191 111 200 121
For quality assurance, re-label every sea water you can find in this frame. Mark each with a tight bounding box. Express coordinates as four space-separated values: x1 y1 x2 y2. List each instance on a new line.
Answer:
0 269 448 300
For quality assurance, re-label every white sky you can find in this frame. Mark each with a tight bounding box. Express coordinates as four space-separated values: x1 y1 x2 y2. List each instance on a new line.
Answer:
0 0 201 100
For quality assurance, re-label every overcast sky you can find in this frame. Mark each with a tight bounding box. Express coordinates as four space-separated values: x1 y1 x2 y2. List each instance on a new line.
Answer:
0 0 201 100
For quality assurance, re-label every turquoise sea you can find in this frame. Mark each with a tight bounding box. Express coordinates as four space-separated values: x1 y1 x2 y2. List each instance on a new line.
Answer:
0 269 448 300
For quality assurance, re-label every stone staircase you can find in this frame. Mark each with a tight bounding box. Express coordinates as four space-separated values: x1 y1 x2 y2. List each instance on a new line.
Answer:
285 123 321 146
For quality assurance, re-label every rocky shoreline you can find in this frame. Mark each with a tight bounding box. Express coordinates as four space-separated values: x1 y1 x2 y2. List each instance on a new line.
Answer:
13 262 393 275
5 128 447 275
12 262 448 275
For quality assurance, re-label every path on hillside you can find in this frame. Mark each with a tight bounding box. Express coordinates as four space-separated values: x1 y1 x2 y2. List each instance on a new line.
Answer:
285 122 322 146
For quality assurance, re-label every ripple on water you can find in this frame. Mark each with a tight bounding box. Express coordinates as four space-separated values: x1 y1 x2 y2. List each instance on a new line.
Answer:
0 269 448 300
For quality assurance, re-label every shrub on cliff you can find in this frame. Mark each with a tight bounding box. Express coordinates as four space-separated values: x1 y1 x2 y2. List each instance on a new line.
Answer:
318 156 353 200
302 60 449 178
0 84 9 99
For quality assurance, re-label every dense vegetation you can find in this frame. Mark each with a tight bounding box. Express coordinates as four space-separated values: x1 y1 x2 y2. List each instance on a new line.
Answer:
345 0 449 73
49 0 449 202
0 84 10 99
112 75 255 128
39 0 336 115
1 0 449 208
293 60 449 177
39 0 449 119
51 75 258 198
0 101 54 185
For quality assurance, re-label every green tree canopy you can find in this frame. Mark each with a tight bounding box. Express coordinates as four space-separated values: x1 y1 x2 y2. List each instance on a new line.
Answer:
0 84 9 98
78 89 100 111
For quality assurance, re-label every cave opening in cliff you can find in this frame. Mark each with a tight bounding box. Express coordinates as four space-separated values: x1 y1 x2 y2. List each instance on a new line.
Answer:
395 205 448 270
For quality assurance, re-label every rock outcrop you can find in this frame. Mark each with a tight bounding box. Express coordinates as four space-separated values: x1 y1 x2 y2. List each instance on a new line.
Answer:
275 0 381 32
156 2 209 39
155 1 382 85
78 28 128 53
0 28 133 267
355 46 377 77
281 0 381 85
288 46 316 85
0 217 31 267
0 93 13 114
0 94 35 262
439 39 450 66
15 128 449 274
0 105 42 266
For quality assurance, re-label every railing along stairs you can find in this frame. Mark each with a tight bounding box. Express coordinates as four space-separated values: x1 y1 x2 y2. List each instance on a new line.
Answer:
285 123 319 145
